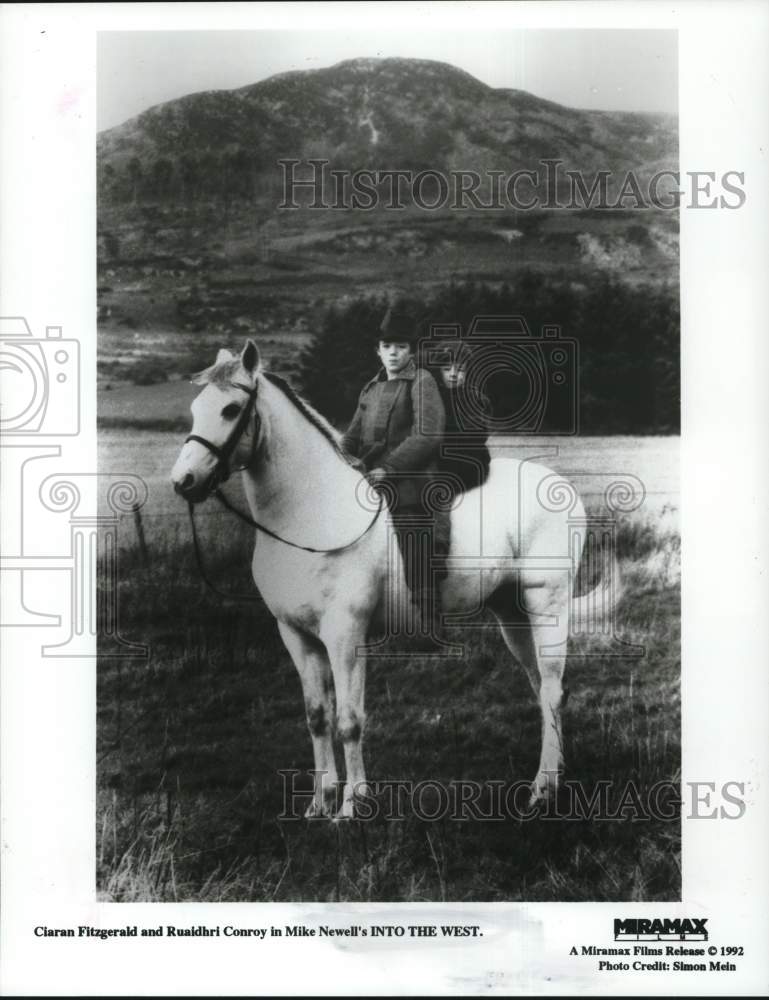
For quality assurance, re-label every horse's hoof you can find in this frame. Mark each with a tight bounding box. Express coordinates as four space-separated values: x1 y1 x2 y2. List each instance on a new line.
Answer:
332 799 356 823
305 799 332 820
528 772 560 810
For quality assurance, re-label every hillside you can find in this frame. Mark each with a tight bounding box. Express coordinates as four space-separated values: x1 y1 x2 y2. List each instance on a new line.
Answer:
98 57 676 186
96 57 678 388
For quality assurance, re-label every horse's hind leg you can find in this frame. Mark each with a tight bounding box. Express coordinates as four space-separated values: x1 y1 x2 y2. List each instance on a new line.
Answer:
523 571 570 805
488 582 540 696
491 572 570 806
490 611 540 701
278 622 338 818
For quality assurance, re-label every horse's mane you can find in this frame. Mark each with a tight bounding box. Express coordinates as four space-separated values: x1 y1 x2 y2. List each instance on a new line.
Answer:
191 357 354 466
262 371 351 463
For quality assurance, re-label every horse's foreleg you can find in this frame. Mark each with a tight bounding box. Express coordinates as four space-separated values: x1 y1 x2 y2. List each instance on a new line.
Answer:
323 627 368 820
278 622 338 818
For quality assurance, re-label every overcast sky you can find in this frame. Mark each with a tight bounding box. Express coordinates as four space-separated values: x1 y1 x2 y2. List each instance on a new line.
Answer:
98 29 677 132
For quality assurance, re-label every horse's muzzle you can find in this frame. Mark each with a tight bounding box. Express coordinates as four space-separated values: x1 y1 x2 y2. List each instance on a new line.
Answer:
172 470 217 503
174 473 195 496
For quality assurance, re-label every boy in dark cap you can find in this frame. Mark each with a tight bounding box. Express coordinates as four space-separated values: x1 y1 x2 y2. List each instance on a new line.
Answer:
341 302 448 640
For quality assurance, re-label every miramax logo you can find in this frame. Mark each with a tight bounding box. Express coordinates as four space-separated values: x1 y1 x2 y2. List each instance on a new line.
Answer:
614 918 708 941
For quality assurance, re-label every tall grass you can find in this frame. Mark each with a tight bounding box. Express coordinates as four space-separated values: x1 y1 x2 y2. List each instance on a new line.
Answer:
98 502 680 902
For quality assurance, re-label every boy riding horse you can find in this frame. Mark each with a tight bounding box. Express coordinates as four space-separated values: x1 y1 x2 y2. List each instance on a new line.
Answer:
341 303 448 639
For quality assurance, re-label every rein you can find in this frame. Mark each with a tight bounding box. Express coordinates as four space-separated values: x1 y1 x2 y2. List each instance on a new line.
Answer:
185 378 384 597
209 487 383 553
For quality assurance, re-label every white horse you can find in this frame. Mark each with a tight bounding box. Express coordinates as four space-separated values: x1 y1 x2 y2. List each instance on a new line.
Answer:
171 340 614 819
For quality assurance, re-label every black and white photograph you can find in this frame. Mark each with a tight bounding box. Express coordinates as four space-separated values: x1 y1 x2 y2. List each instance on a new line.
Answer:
1 2 768 996
96 26 681 903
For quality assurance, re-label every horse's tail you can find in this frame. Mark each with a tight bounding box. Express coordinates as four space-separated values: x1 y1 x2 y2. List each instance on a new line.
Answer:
570 553 623 628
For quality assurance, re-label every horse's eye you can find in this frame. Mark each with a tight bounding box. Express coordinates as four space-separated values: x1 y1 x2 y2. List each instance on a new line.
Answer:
221 403 242 420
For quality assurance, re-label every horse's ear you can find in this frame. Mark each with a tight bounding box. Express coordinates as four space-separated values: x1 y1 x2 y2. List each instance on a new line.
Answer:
216 348 235 364
241 339 261 376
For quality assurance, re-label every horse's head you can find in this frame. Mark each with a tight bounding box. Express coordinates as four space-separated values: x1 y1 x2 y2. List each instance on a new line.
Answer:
171 340 262 503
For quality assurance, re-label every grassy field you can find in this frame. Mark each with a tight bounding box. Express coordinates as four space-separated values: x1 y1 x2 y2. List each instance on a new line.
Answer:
97 430 680 902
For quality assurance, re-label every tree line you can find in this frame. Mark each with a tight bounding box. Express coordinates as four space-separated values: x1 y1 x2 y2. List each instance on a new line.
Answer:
298 274 679 435
99 151 280 207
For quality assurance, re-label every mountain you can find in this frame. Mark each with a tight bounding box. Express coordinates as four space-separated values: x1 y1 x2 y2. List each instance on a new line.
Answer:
96 58 678 388
98 57 676 198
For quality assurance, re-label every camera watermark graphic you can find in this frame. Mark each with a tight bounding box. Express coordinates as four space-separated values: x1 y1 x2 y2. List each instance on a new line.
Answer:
0 317 80 435
419 316 579 436
0 316 147 658
354 315 644 660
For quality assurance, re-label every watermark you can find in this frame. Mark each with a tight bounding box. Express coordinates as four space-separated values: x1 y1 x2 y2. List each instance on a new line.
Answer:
278 772 746 822
0 317 80 436
0 316 147 657
278 159 746 212
418 315 579 436
354 314 644 659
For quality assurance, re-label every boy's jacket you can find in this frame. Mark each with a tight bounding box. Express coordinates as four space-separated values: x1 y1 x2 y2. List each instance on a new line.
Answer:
341 360 446 508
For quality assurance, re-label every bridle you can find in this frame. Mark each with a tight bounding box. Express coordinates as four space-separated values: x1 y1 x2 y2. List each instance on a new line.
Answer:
184 380 260 488
183 380 384 598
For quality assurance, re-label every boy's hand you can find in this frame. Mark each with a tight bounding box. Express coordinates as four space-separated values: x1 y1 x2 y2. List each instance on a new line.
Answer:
346 455 366 473
367 467 388 483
